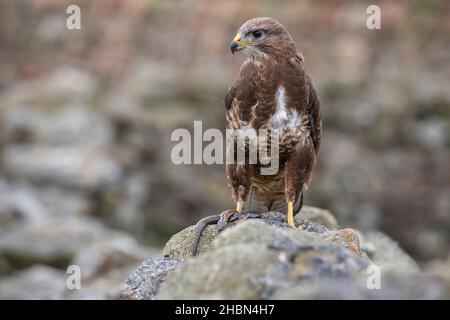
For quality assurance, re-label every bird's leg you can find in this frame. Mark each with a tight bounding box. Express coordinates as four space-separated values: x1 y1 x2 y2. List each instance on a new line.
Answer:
236 200 244 213
191 210 239 256
235 184 248 212
218 183 261 229
217 209 238 230
285 169 300 229
192 182 263 256
216 184 249 230
287 191 304 230
217 210 261 230
287 200 295 227
285 184 305 229
285 133 315 229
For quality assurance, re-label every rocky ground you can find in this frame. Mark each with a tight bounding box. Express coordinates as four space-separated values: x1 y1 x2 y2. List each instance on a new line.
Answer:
122 207 450 300
0 1 449 299
0 66 160 299
0 212 159 299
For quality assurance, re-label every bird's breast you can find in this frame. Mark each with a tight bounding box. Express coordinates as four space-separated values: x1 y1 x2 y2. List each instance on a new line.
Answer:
266 85 302 130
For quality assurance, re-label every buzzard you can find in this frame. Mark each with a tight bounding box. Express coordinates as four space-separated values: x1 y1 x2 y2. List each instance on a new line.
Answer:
192 17 321 255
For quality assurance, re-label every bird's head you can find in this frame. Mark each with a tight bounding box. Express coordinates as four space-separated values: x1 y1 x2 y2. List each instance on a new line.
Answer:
230 17 296 58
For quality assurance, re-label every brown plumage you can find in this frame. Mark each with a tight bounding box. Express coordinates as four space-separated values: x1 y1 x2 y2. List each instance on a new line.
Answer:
226 17 322 224
191 17 322 255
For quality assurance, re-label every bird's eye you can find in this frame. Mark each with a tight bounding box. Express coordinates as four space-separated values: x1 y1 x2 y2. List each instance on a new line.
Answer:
253 30 263 38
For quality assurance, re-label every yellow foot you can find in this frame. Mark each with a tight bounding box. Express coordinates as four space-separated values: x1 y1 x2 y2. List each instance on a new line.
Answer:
287 201 295 228
236 200 244 213
287 201 304 230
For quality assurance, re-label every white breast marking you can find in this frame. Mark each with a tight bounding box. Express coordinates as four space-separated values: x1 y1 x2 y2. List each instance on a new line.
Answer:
268 85 302 129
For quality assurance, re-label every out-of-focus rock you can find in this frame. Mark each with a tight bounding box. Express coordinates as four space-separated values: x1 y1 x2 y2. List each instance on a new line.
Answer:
0 217 100 269
0 216 139 270
0 215 160 299
272 272 446 300
300 206 339 230
0 180 91 229
2 103 113 147
0 67 97 105
0 180 50 228
413 118 448 150
360 231 420 272
66 235 158 300
0 265 67 299
425 253 450 296
121 258 184 300
71 236 156 280
2 146 121 190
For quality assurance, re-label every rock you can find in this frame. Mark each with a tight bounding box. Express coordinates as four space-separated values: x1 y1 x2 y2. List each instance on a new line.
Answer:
162 225 219 260
360 231 420 272
0 217 102 269
126 208 448 300
0 180 91 230
159 243 279 299
138 214 365 299
121 258 184 300
66 237 157 300
0 216 147 270
0 180 50 229
158 220 368 299
0 263 144 300
0 215 160 300
300 206 339 230
322 228 361 254
0 265 67 299
2 146 121 190
162 211 356 261
413 118 448 150
2 103 113 147
0 66 97 106
71 235 156 280
425 253 450 296
272 272 447 300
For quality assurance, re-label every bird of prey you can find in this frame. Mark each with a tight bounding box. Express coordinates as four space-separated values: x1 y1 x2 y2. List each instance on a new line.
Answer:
192 17 321 255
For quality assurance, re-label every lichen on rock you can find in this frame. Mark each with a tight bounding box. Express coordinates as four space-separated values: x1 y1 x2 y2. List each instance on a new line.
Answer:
122 207 447 300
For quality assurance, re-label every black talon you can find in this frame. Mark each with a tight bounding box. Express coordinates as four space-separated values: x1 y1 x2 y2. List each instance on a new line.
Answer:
217 209 238 230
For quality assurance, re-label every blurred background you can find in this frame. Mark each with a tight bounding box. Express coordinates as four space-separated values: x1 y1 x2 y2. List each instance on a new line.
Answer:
0 0 449 299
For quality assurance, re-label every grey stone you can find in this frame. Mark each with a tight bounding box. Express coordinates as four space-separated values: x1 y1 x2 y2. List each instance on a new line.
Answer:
299 206 339 230
272 272 447 300
158 243 278 299
162 225 219 260
2 146 121 190
121 258 184 300
0 265 67 299
155 220 369 299
127 208 447 300
360 231 420 272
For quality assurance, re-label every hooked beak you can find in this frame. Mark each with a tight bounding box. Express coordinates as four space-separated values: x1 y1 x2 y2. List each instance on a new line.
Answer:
230 34 255 54
230 41 240 54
